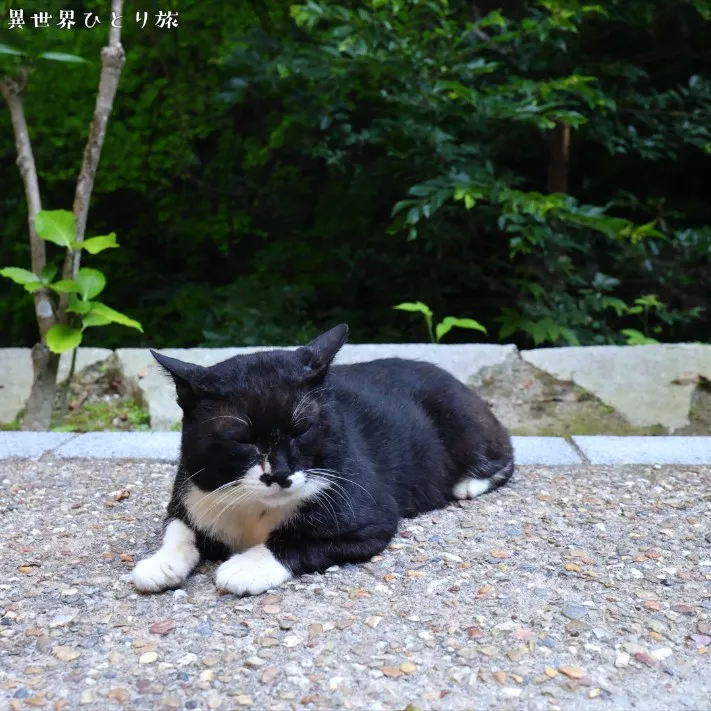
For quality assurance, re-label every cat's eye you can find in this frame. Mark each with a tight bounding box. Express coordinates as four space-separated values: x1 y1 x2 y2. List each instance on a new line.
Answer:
292 421 313 438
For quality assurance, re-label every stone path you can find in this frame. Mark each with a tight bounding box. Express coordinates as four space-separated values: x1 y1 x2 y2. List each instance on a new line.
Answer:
1 459 709 710
2 432 711 465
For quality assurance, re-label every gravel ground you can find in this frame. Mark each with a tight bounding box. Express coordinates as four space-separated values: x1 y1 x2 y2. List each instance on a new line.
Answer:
1 458 710 711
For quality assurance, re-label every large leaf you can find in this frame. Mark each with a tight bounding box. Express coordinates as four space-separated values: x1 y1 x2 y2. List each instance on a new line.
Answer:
82 312 112 328
393 301 433 319
77 233 119 254
0 266 41 286
76 268 106 300
66 295 91 315
46 325 83 354
435 316 488 342
38 51 88 63
50 280 80 294
89 302 143 331
35 210 76 248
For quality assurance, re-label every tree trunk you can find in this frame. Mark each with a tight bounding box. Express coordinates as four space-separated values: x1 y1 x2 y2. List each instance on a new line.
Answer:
2 0 126 430
1 71 58 431
23 346 59 431
547 122 571 194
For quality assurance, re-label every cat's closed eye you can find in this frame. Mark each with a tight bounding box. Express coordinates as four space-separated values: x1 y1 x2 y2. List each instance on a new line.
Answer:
291 421 313 438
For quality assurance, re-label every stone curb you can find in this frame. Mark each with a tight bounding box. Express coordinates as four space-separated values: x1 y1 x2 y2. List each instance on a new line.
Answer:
1 433 710 465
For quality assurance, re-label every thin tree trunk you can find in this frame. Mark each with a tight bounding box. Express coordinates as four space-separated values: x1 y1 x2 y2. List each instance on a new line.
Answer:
62 0 126 285
2 0 126 430
547 122 571 194
1 70 60 431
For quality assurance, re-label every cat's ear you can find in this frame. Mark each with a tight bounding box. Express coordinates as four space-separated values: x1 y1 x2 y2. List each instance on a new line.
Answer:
298 323 349 380
151 350 210 411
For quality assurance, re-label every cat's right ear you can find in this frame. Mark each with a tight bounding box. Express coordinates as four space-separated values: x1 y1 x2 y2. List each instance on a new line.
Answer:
150 351 209 411
297 323 349 381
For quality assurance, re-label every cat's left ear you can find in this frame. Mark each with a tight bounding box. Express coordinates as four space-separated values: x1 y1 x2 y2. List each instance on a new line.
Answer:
298 323 349 380
150 351 211 411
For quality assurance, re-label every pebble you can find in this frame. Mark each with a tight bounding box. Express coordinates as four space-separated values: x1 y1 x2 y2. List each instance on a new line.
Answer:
150 619 175 636
139 652 158 664
691 634 711 647
615 652 631 668
53 645 81 662
562 604 587 620
79 691 94 704
196 622 212 636
559 665 584 680
634 652 657 667
651 647 672 661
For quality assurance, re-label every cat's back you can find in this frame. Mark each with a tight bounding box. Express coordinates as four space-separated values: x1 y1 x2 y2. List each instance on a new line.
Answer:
330 357 461 397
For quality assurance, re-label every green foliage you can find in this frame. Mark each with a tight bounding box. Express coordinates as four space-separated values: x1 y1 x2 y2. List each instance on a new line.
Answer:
395 302 487 344
0 0 709 349
1 209 142 354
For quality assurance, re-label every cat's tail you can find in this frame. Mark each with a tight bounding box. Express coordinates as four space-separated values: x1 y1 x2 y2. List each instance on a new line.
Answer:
452 455 514 500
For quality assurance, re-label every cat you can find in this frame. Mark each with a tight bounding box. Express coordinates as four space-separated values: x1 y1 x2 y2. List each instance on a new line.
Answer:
132 324 514 596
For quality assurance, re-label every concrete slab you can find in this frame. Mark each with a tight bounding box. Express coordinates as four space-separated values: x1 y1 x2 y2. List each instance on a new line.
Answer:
522 343 711 431
512 436 582 465
0 432 76 459
0 347 112 424
53 432 180 461
117 344 517 431
572 435 711 464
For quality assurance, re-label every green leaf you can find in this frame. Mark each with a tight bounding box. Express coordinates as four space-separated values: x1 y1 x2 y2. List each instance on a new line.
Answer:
50 280 80 294
38 51 88 63
82 312 112 328
89 302 143 331
40 264 58 283
620 329 659 345
436 316 488 342
76 233 119 254
0 267 41 287
66 295 91 315
46 325 83 354
35 210 76 248
393 301 433 319
76 268 106 300
0 44 24 56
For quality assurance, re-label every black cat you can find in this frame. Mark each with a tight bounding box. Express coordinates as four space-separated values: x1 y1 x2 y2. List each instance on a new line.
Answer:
133 324 514 596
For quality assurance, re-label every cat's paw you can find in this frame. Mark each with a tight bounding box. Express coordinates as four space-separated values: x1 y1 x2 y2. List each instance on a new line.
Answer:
132 520 200 593
215 544 292 596
133 550 196 593
452 477 491 499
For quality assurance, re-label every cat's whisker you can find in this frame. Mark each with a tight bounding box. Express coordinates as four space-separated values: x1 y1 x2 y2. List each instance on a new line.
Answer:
179 467 206 488
310 475 356 522
306 468 378 505
310 487 340 533
200 415 250 427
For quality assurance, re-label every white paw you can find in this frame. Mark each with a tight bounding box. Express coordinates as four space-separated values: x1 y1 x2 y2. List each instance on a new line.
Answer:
133 551 194 592
132 519 200 593
452 477 491 500
215 544 292 596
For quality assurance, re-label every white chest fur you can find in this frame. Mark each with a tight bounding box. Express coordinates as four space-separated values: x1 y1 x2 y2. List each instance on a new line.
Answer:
183 484 299 552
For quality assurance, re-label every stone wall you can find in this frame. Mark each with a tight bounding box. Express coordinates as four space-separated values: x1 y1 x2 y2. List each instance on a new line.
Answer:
1 343 709 433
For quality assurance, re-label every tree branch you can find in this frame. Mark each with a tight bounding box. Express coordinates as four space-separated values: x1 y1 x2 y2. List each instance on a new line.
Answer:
0 69 56 342
62 0 126 285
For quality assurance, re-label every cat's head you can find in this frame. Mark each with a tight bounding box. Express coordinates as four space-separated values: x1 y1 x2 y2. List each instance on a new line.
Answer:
151 324 349 507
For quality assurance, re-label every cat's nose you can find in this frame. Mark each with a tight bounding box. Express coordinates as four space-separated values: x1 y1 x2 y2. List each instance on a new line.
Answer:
260 472 292 489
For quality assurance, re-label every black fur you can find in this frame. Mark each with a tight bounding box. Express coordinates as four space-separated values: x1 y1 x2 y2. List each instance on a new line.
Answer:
154 324 514 579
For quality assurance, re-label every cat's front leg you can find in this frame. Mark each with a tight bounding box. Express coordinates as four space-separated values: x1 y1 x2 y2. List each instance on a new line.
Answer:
215 544 292 596
133 518 201 593
215 522 396 596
